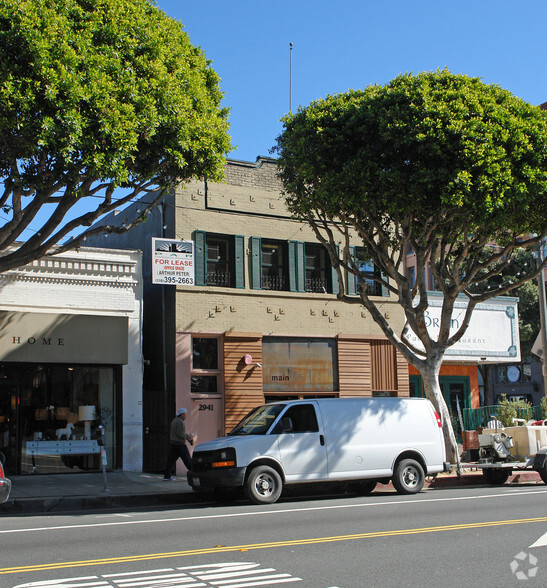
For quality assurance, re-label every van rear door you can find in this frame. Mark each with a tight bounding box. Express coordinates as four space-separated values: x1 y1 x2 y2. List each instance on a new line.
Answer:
273 403 328 482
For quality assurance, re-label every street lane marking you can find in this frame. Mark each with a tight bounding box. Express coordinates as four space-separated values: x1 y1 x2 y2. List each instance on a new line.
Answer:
2 488 546 535
2 516 547 575
10 562 303 587
530 530 547 548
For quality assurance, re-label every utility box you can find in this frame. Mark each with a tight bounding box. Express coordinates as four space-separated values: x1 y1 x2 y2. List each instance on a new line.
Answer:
504 426 547 460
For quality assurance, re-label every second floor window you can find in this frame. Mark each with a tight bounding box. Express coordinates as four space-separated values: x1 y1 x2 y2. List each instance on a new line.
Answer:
194 231 245 288
407 266 416 289
305 243 330 293
262 240 289 291
355 247 383 296
206 236 232 287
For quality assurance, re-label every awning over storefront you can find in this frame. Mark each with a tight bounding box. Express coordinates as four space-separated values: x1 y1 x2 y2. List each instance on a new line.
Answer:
0 312 128 364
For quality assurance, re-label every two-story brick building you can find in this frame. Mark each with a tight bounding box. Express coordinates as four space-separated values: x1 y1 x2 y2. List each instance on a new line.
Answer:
87 157 411 472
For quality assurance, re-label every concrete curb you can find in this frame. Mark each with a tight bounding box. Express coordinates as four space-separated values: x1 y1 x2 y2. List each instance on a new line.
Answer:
1 472 544 516
0 490 201 515
427 470 543 488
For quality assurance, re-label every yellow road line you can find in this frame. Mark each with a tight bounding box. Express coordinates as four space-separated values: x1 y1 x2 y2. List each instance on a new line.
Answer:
2 516 547 575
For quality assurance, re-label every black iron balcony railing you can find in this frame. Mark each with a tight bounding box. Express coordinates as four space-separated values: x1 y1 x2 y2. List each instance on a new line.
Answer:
262 274 288 291
306 277 329 293
206 271 232 287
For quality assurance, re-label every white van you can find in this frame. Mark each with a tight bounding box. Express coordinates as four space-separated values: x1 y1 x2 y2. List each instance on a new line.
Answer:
187 397 450 504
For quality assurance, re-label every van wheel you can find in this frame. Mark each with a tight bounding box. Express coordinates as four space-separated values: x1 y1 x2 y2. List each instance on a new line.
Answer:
482 468 510 485
350 480 377 495
245 466 283 504
539 467 547 485
392 459 425 494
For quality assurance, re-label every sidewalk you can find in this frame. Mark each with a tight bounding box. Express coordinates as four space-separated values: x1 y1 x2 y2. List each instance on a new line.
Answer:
0 471 198 515
0 468 543 516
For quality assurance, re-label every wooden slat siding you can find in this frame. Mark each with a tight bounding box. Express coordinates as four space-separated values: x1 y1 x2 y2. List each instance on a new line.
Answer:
371 340 396 393
337 338 372 397
395 348 410 396
224 333 264 434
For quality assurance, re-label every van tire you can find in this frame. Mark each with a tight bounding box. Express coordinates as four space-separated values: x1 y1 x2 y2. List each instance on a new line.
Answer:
245 465 283 504
392 459 425 494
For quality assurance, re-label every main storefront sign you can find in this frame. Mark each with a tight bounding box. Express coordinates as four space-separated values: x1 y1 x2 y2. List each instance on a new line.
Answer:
262 337 338 392
0 312 128 364
406 293 520 363
152 237 194 285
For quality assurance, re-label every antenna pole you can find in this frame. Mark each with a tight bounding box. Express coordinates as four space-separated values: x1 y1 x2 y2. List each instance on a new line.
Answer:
289 42 293 113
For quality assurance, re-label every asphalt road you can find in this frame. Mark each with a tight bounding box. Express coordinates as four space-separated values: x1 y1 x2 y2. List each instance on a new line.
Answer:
1 484 546 588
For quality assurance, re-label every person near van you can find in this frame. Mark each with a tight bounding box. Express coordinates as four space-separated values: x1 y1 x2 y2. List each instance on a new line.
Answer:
163 408 194 481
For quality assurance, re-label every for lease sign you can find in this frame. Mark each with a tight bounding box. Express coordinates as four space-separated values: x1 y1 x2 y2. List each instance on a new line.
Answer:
152 238 194 285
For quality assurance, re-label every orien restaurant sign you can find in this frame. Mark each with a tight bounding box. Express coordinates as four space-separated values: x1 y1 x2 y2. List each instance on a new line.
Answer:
406 293 520 363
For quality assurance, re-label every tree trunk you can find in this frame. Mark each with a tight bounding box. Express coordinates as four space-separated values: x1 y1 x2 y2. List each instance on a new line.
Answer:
420 363 460 471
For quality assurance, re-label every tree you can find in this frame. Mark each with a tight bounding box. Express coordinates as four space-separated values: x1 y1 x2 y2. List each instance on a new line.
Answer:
274 70 547 464
0 0 231 272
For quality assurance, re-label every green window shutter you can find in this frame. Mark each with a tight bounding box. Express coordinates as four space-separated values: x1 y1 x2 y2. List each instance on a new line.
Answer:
331 245 340 295
194 230 206 286
347 246 357 296
288 241 297 292
296 241 305 292
234 235 245 289
250 236 262 289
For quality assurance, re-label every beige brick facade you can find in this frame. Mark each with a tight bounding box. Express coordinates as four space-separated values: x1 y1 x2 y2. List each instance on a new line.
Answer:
172 157 409 439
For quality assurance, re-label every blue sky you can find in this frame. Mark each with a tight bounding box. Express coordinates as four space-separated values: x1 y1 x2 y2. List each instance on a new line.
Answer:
11 0 547 242
158 0 547 162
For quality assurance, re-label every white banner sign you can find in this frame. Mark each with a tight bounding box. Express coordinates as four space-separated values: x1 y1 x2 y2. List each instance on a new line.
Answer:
152 238 194 285
406 293 520 363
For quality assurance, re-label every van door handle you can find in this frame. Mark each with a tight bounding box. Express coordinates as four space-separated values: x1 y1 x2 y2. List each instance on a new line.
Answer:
319 434 325 446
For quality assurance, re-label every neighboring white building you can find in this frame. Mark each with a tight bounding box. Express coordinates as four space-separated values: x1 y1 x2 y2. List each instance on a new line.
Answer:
0 247 143 475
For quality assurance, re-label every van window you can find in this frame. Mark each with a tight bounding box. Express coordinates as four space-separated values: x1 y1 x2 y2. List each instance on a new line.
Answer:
228 404 284 435
273 404 319 434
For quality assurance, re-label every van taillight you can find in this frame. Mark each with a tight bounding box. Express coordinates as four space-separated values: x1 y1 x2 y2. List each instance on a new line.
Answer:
0 462 5 479
434 412 442 427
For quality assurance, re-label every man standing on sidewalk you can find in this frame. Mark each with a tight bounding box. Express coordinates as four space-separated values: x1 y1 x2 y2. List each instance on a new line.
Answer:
163 408 194 481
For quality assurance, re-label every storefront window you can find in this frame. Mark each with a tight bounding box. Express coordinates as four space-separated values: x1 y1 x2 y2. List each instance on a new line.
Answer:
191 337 220 395
0 364 117 475
192 338 218 370
497 363 531 384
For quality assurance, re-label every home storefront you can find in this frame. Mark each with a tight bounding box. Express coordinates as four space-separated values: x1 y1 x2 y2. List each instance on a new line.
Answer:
0 247 144 476
0 312 127 474
0 363 120 474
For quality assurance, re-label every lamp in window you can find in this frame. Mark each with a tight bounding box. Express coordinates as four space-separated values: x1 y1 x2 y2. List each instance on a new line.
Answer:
78 405 96 440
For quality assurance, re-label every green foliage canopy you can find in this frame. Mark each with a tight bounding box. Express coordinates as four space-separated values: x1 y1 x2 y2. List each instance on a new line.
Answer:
275 71 547 365
275 72 547 462
277 70 547 244
0 0 231 271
